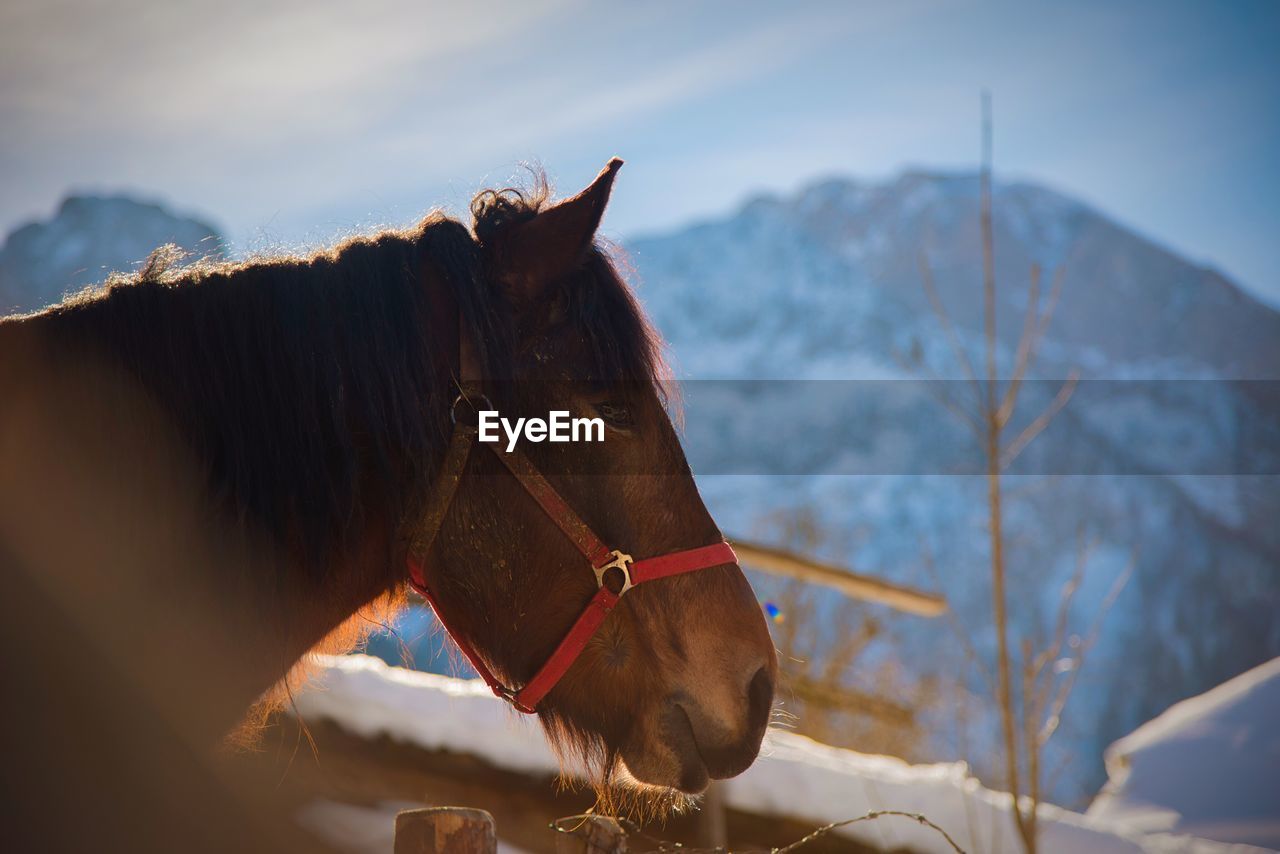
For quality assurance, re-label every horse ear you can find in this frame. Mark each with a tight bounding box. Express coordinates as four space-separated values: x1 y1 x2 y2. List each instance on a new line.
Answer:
495 158 622 298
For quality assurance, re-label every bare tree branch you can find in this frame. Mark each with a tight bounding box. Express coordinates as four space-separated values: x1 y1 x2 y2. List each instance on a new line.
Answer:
919 254 982 388
1000 371 1079 470
977 91 1035 854
1021 640 1040 844
997 264 1043 428
1033 530 1096 684
1039 553 1135 746
911 97 1098 854
922 548 997 697
1034 265 1067 344
892 343 985 439
919 253 988 420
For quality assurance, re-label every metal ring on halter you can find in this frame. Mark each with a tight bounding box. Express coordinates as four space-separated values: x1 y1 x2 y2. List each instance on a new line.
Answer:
494 684 535 714
450 392 493 426
593 549 635 596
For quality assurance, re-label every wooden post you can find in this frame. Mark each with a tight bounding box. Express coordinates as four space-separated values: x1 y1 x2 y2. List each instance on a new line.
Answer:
552 815 627 853
395 807 496 854
698 782 728 850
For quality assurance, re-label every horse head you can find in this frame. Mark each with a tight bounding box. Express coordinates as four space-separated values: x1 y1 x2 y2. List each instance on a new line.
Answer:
411 161 777 797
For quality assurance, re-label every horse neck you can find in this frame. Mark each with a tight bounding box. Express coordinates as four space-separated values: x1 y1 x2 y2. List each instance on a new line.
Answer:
0 238 457 735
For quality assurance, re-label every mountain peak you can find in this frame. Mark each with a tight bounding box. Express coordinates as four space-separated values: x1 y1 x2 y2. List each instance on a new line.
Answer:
0 194 225 314
629 168 1280 379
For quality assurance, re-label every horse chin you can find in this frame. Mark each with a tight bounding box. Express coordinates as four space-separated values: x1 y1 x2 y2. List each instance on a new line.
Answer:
618 752 710 795
617 723 711 795
610 757 706 812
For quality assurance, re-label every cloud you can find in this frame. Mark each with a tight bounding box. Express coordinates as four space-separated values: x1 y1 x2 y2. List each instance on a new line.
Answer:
0 1 857 236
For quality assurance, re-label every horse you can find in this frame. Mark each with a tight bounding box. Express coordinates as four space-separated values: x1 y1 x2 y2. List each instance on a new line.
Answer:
0 159 776 850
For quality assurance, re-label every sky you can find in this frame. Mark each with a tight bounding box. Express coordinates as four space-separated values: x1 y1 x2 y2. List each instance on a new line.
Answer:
2 0 1278 306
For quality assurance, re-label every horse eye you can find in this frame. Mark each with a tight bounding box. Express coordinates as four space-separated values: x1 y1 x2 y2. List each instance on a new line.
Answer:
593 401 633 428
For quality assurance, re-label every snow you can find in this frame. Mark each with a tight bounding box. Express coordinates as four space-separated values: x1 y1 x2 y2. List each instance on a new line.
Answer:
292 654 559 778
1088 657 1280 850
294 655 1272 853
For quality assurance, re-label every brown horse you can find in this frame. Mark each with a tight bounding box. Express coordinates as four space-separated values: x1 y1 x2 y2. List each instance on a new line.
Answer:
0 160 775 849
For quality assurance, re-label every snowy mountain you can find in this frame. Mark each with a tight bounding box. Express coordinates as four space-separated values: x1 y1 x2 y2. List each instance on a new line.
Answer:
0 195 224 314
630 172 1280 380
623 172 1280 804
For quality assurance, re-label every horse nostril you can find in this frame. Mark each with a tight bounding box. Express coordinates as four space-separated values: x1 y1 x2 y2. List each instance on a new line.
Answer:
746 664 774 733
685 666 774 781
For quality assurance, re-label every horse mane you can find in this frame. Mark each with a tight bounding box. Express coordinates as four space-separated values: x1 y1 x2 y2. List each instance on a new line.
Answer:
34 175 668 582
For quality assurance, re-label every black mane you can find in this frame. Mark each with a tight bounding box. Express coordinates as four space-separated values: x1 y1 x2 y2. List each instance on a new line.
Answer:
36 182 665 577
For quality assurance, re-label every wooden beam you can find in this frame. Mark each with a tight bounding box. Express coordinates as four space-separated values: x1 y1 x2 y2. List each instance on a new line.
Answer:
730 538 947 617
784 671 916 723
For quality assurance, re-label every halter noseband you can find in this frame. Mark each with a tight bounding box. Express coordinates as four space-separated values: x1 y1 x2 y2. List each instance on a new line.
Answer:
404 315 735 714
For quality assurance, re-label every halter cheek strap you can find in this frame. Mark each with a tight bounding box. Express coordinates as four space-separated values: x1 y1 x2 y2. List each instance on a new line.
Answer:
405 409 735 713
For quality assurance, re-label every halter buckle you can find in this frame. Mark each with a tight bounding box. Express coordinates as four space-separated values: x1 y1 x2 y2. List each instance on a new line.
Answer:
594 549 635 596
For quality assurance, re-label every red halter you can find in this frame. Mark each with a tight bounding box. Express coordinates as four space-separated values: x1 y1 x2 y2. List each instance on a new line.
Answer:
405 392 735 714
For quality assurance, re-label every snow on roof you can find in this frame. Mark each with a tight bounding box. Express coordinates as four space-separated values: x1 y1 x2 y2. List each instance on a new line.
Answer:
1087 657 1280 850
295 655 1268 854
